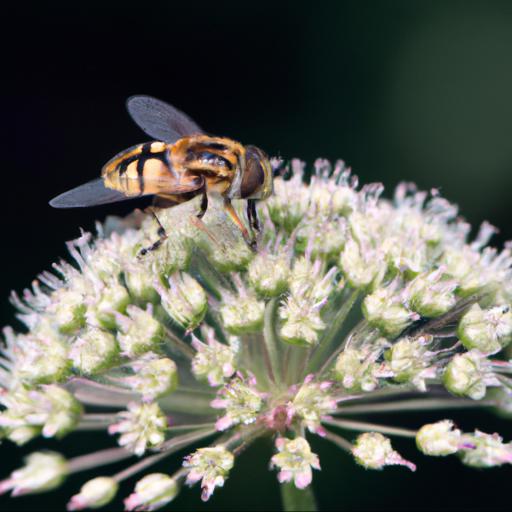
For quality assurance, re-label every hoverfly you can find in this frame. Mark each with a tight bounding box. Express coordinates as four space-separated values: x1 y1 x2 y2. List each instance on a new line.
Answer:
50 96 274 253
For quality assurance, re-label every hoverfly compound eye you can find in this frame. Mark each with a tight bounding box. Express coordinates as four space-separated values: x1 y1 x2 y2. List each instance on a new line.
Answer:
241 146 272 199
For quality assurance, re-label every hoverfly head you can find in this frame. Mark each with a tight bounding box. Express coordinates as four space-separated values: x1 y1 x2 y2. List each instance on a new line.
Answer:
240 145 273 199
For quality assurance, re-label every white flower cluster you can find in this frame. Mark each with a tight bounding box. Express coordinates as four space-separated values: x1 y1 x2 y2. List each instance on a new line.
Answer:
0 159 511 510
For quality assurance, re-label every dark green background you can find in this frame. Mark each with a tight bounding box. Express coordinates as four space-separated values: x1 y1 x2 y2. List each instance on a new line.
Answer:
5 1 512 510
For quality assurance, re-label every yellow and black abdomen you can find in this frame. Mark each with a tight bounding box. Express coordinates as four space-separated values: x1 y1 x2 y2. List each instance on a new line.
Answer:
102 141 175 197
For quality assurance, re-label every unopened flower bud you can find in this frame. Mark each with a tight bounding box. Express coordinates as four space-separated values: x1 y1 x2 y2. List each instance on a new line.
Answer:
123 264 159 304
109 402 168 456
407 270 457 318
270 437 320 489
248 252 290 297
334 347 380 391
116 305 163 357
184 446 234 501
297 218 346 262
340 239 385 289
126 357 179 402
69 328 119 375
279 295 326 347
0 385 82 444
124 473 178 511
91 281 130 330
158 273 207 330
0 452 68 496
416 420 462 456
458 304 512 354
67 476 118 510
14 332 71 385
443 351 487 400
220 292 265 335
353 432 416 471
363 288 419 338
385 337 432 390
47 288 86 334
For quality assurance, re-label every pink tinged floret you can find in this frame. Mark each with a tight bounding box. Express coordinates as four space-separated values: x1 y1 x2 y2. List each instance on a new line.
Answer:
277 470 293 484
294 468 313 489
387 452 417 472
185 469 202 486
215 415 234 431
67 496 87 511
264 404 294 432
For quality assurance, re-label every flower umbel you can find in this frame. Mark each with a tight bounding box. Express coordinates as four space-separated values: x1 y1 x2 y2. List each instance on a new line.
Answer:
1 159 512 509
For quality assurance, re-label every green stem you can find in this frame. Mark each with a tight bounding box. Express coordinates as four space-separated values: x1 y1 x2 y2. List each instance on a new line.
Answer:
280 482 317 512
307 289 359 375
263 298 282 386
334 397 496 415
323 417 417 438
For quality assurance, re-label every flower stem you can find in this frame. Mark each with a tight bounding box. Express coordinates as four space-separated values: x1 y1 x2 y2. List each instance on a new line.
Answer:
280 482 317 512
334 397 497 415
322 417 417 438
263 298 282 386
306 289 359 375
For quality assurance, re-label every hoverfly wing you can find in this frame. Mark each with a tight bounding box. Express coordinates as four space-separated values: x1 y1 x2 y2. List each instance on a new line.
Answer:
49 178 133 208
127 95 203 143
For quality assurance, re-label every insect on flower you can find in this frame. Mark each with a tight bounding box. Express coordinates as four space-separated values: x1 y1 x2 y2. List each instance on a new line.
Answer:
49 96 274 253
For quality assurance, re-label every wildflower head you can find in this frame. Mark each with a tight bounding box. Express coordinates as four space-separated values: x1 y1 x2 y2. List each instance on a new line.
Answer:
1 160 511 509
183 446 234 501
271 436 320 489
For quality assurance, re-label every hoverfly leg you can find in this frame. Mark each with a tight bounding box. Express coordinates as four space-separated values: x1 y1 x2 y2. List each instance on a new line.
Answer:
224 198 257 252
247 199 260 233
197 186 208 219
138 208 168 257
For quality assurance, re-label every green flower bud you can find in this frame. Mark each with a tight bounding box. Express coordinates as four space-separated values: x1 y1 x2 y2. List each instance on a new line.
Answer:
70 328 119 374
116 305 163 357
0 452 68 496
158 273 207 330
68 476 118 510
353 432 416 471
248 252 290 297
340 239 386 290
363 287 419 338
109 402 168 456
0 385 81 444
334 347 382 391
407 270 457 318
443 351 487 400
47 288 86 334
124 264 160 304
220 292 265 335
127 357 179 402
91 281 130 330
124 473 178 511
279 295 326 347
416 420 462 456
458 304 512 354
14 331 71 385
385 337 432 390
